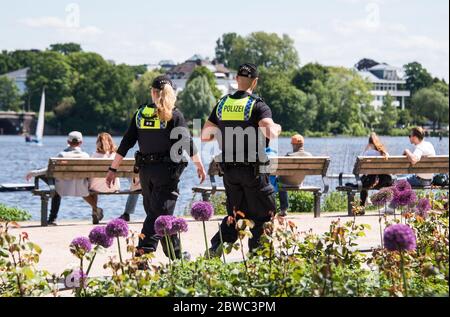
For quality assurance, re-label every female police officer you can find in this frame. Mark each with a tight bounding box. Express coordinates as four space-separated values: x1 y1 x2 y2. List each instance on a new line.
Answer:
106 75 206 260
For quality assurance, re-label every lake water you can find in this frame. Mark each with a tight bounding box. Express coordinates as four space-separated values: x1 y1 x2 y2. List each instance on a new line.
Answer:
0 135 448 221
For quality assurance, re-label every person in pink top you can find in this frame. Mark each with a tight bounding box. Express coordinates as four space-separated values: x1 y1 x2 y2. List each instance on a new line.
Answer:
88 133 121 219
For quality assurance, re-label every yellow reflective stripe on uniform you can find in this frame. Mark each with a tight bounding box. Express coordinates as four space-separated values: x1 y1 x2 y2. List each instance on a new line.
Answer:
136 106 166 129
217 96 256 121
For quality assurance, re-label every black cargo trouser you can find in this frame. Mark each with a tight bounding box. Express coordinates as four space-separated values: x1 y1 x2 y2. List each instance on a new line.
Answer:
211 166 276 252
138 162 185 259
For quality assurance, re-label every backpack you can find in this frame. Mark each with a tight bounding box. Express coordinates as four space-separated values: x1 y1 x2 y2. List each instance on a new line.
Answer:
432 174 449 187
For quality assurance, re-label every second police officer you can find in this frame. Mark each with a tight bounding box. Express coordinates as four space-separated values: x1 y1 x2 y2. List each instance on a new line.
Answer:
201 63 282 255
106 75 206 260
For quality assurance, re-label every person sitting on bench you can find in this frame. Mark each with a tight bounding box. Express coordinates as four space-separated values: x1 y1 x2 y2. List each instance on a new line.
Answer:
26 132 104 225
359 133 393 213
88 133 121 223
278 135 312 217
403 127 436 187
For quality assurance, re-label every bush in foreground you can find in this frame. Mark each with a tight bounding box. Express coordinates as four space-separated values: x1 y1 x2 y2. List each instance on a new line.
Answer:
0 204 31 222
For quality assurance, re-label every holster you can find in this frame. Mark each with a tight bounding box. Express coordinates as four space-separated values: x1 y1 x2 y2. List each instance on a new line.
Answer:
134 152 142 174
209 156 224 177
171 162 188 180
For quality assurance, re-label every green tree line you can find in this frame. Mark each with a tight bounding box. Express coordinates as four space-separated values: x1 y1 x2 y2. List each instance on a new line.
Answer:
1 35 449 136
0 43 147 134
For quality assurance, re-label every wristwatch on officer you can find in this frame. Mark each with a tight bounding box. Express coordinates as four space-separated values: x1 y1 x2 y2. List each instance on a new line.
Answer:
109 167 118 173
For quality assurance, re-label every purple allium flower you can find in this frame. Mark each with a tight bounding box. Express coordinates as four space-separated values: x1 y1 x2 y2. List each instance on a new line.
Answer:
70 237 92 258
89 226 113 248
391 188 417 208
191 202 214 221
172 217 189 234
395 180 412 193
154 215 176 236
371 187 394 206
417 198 431 213
415 208 429 219
65 269 87 289
106 218 129 238
415 198 431 218
384 224 417 252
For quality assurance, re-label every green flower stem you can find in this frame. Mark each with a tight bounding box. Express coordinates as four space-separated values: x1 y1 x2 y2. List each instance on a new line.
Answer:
117 237 124 274
178 233 184 266
164 232 172 265
203 221 210 259
400 251 409 297
168 236 177 261
379 207 384 248
218 223 226 264
238 236 250 283
9 250 24 297
163 232 175 296
86 251 97 277
80 257 86 296
269 240 274 278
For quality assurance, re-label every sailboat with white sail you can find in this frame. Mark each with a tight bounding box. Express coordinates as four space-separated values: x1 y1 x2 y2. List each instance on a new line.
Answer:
26 88 45 146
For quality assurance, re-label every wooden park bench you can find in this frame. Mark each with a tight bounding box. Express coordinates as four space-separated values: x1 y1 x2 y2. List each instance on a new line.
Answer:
193 157 330 218
337 155 450 216
32 158 140 226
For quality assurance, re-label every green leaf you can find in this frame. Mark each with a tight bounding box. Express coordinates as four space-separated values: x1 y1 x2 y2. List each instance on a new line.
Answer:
22 266 35 279
0 248 9 257
27 242 42 254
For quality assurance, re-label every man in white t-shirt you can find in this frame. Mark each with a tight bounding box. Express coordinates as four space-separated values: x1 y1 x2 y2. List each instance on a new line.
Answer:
403 127 436 187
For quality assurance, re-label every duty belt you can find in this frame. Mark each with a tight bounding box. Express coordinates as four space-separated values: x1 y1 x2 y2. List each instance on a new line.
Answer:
221 161 271 175
135 151 172 166
222 162 258 168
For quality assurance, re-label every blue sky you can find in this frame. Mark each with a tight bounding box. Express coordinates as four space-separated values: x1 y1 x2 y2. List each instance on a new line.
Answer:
1 0 449 80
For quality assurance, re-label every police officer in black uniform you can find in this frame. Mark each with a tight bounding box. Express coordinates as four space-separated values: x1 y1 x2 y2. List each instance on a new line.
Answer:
201 63 282 254
106 76 206 260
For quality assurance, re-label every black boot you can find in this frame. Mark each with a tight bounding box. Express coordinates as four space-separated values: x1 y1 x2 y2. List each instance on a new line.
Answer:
47 214 58 226
119 213 130 222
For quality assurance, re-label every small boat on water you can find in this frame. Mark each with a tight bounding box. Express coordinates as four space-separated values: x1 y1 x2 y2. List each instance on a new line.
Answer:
26 88 45 146
0 183 35 192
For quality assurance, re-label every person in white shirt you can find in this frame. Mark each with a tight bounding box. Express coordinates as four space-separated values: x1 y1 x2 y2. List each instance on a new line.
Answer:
26 132 103 225
403 127 436 187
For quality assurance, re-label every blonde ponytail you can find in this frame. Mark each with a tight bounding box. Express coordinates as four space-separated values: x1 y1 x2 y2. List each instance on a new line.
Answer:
155 84 176 122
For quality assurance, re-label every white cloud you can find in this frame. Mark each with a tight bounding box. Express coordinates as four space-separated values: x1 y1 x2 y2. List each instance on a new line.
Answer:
336 0 393 6
19 16 103 38
294 28 325 44
332 19 382 36
397 35 449 52
19 16 66 29
148 40 177 55
293 13 449 80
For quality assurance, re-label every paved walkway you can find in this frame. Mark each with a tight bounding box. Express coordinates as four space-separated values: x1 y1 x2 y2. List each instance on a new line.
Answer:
10 212 389 277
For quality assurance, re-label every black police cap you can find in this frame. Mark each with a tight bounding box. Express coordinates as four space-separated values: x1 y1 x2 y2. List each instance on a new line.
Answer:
152 76 175 90
238 63 259 78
